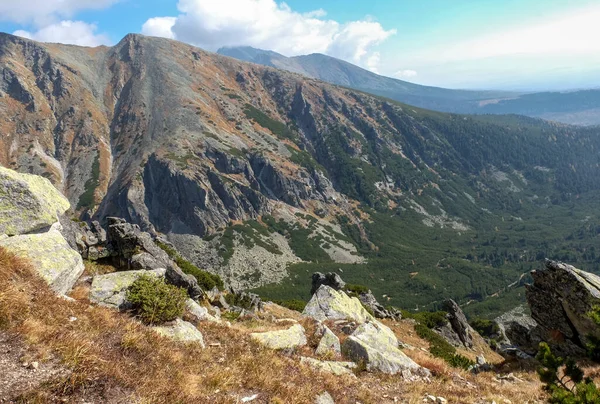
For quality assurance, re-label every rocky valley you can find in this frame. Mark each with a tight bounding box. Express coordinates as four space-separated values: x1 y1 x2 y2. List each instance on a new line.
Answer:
2 32 600 319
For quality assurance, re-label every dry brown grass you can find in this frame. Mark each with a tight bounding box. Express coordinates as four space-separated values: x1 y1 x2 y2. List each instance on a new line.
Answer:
0 247 553 403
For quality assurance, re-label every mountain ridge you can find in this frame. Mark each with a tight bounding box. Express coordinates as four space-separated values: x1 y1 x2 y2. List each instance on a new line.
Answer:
217 45 600 126
2 32 600 317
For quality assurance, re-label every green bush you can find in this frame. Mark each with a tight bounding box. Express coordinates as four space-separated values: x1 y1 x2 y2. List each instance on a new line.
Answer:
403 310 449 329
346 283 370 296
127 275 187 325
470 318 500 338
537 342 600 403
272 299 307 312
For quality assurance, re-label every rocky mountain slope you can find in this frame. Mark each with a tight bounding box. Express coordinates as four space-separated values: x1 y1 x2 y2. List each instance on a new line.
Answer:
3 33 600 316
218 46 600 126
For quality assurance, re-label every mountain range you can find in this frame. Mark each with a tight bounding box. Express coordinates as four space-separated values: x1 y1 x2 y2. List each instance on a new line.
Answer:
2 32 600 318
217 46 600 126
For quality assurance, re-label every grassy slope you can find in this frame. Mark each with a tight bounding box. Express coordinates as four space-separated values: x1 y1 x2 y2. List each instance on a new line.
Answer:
0 247 551 403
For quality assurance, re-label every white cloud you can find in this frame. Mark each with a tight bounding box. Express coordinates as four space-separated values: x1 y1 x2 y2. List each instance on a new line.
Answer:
394 69 417 79
142 0 395 72
13 21 110 47
0 0 119 26
142 17 177 40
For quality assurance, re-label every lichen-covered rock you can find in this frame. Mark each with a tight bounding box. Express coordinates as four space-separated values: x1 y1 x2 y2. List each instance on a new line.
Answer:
526 260 600 356
342 322 428 377
315 325 341 356
0 228 84 295
152 319 205 346
186 299 220 323
300 357 356 376
250 324 307 350
89 268 166 309
303 285 375 323
0 167 70 236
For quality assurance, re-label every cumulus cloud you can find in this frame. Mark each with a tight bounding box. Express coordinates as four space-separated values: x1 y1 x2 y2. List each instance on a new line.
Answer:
0 0 119 26
394 69 417 79
13 21 110 47
142 0 395 71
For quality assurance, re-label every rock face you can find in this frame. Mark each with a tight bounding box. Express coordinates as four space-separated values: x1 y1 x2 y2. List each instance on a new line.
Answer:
526 260 600 355
495 306 541 356
250 324 307 350
89 268 166 309
152 319 205 346
342 322 427 377
303 286 375 323
0 228 84 295
0 167 70 236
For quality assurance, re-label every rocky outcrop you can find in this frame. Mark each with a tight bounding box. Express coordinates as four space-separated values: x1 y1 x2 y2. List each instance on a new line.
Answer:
433 300 474 349
0 227 84 295
59 216 109 260
152 319 205 346
342 322 429 377
311 272 346 295
303 286 375 324
495 306 541 357
358 291 402 321
185 299 220 323
304 285 428 377
250 324 307 350
525 260 600 356
89 268 166 309
0 167 70 236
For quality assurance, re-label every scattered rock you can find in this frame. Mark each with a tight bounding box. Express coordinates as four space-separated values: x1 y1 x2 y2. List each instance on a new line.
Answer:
315 325 341 357
0 228 84 295
89 268 166 309
241 394 259 403
185 299 220 323
250 324 307 350
152 319 205 346
358 290 402 320
303 285 375 323
300 357 356 376
0 167 70 236
315 391 335 404
311 272 346 295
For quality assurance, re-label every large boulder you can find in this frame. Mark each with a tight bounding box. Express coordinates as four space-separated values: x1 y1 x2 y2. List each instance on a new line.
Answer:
59 216 109 260
303 285 375 323
0 228 84 295
89 268 166 309
311 272 346 295
342 322 428 377
0 167 70 236
152 319 205 346
495 306 542 356
250 324 307 350
185 299 220 323
358 290 402 321
526 260 600 356
315 325 341 357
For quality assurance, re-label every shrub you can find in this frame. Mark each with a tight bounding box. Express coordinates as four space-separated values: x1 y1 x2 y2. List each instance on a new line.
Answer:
402 310 449 329
127 275 187 325
272 299 307 312
346 283 370 296
470 318 500 338
537 342 600 403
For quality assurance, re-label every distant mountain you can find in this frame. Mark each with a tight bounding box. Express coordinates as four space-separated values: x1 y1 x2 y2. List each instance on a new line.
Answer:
218 46 600 126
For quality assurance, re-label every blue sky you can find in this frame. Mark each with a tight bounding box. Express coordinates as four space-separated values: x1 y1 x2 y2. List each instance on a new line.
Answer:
1 0 599 91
